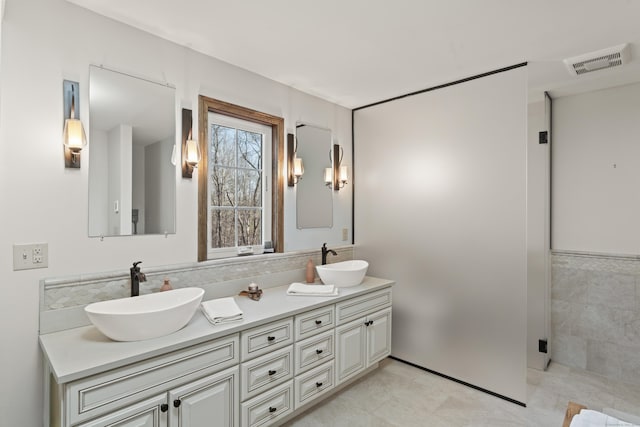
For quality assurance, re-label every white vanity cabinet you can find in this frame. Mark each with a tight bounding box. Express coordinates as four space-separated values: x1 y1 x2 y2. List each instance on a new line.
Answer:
41 278 393 427
77 366 239 427
50 335 239 427
335 289 392 385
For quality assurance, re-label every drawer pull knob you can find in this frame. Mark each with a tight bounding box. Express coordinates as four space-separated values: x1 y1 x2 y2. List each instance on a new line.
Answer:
365 320 374 326
160 404 168 412
268 369 277 375
267 336 276 342
173 399 181 408
316 381 323 387
269 406 277 413
316 349 323 355
315 320 322 325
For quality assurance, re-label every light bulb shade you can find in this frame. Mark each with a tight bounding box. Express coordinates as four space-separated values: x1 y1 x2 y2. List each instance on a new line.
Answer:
324 167 333 185
293 157 304 178
63 118 87 152
339 165 348 183
185 139 201 166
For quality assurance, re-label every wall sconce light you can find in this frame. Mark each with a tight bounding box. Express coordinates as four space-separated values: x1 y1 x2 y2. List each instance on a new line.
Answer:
182 108 202 178
62 80 87 168
327 143 348 190
287 133 304 186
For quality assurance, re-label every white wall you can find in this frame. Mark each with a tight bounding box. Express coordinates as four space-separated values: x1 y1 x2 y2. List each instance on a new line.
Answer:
553 82 640 254
0 0 351 425
354 67 528 403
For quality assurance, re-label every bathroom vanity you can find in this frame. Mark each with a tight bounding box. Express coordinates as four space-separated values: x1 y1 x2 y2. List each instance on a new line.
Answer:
40 277 393 427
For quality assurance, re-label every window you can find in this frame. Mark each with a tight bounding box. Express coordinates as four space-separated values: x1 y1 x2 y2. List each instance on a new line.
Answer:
207 114 271 258
197 96 284 261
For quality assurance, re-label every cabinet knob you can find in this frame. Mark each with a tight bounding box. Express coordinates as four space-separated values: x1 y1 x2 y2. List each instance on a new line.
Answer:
269 406 277 413
315 319 322 325
160 403 168 412
268 369 277 375
365 320 374 326
315 349 323 355
315 381 323 388
173 399 181 408
267 336 276 342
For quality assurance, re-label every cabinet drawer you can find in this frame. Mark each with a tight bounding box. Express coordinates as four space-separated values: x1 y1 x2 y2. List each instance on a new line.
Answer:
294 360 335 410
241 346 293 401
67 334 239 425
241 318 293 361
294 329 334 375
335 288 392 325
241 380 293 427
294 305 335 341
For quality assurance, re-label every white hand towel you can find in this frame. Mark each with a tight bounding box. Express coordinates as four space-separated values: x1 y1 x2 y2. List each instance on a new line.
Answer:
201 297 244 325
287 283 338 296
570 410 636 427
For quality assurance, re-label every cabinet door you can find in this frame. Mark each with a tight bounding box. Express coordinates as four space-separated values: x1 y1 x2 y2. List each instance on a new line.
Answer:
366 307 392 366
77 394 167 427
169 366 239 427
335 318 366 384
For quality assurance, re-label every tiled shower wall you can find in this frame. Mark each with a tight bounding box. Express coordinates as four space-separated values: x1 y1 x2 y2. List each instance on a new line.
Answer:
40 246 353 334
551 252 640 385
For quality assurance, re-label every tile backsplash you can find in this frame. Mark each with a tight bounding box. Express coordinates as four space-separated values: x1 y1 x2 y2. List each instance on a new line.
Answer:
551 251 640 386
40 246 353 334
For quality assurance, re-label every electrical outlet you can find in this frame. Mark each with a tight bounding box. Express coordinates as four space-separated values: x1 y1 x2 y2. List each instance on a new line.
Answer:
342 228 349 241
13 243 49 270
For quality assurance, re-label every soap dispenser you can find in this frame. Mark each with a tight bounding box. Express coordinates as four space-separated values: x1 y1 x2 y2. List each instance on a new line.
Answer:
160 278 173 292
305 259 315 283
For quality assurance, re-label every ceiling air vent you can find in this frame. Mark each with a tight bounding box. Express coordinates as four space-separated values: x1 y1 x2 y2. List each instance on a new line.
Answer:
563 43 631 76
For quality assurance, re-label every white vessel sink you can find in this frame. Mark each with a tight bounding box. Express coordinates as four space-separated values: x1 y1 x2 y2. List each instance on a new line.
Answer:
316 260 369 287
85 287 204 342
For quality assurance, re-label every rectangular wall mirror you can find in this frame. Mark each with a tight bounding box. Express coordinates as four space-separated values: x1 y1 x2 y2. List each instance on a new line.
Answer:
88 66 176 237
296 123 333 229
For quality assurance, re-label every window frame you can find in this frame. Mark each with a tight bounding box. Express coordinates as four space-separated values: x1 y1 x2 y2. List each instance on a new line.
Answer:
206 113 271 259
198 96 284 261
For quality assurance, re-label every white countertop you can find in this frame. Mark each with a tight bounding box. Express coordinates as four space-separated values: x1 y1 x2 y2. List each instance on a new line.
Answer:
39 276 394 384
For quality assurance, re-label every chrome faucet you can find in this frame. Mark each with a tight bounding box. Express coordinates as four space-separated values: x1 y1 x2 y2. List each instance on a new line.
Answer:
130 261 147 297
321 243 337 265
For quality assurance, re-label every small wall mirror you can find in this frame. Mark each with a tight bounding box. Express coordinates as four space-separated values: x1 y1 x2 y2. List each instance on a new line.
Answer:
296 124 333 229
88 66 176 237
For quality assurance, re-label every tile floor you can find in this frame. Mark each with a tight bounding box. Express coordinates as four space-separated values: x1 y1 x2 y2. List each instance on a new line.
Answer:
284 358 640 426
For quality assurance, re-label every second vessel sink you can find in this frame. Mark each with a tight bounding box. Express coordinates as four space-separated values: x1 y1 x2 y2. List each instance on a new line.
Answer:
85 287 204 342
316 260 369 287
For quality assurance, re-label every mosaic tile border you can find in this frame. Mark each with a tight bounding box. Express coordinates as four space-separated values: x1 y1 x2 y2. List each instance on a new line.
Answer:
41 246 354 312
552 250 640 275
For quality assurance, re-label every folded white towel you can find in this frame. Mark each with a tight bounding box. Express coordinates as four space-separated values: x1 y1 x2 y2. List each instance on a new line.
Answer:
201 297 244 325
287 283 338 296
570 409 636 427
603 408 640 426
